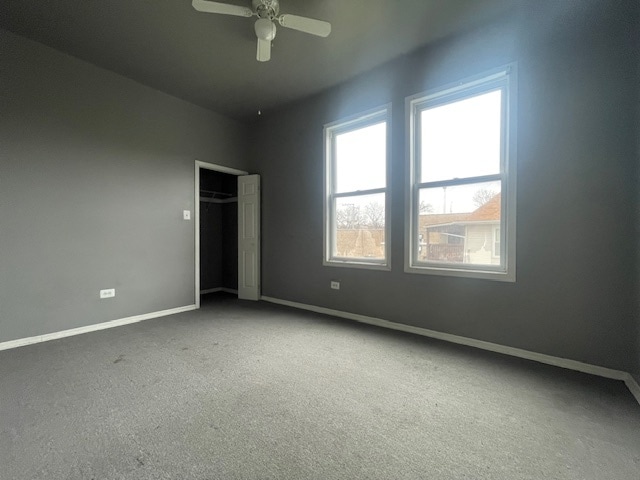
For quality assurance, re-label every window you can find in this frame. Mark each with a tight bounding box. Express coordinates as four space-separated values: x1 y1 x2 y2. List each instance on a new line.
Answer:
405 66 516 281
324 106 390 269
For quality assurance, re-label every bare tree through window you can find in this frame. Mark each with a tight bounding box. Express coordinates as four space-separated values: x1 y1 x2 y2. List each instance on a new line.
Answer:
472 187 497 207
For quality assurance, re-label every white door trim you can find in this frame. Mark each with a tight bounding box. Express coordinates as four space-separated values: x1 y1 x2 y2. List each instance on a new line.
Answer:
195 160 248 308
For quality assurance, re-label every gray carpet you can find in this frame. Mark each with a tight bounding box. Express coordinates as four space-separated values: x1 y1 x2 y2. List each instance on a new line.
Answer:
1 293 639 480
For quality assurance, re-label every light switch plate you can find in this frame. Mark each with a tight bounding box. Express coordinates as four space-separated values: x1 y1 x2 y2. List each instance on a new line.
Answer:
183 210 191 220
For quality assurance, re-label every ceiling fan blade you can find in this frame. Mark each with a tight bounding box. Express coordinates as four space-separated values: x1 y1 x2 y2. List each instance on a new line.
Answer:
257 38 271 62
278 14 331 37
192 0 253 17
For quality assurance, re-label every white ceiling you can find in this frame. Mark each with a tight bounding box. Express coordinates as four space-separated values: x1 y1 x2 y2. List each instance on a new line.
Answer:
0 0 524 121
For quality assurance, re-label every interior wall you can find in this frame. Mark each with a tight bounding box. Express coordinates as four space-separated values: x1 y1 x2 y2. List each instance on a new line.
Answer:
249 0 639 372
0 28 248 343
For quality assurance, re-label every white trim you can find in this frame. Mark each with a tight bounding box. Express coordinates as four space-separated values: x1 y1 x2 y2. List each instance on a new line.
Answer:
404 64 517 282
260 296 630 382
405 68 511 105
195 160 248 308
222 288 238 294
323 261 391 272
323 104 392 270
0 305 197 352
624 374 640 405
195 160 248 176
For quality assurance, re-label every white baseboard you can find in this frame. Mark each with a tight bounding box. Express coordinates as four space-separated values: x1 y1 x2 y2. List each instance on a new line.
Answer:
261 296 632 384
0 305 197 352
200 288 238 295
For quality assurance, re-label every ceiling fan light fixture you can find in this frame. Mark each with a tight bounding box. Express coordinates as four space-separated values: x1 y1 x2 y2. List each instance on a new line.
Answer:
193 0 331 61
254 18 276 41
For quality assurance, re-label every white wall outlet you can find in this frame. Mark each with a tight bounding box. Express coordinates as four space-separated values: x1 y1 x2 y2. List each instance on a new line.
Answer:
100 288 115 299
183 210 191 220
330 281 340 290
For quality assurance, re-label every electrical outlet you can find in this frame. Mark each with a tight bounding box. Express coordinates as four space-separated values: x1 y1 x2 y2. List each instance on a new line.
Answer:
100 288 115 299
183 210 191 220
330 281 340 290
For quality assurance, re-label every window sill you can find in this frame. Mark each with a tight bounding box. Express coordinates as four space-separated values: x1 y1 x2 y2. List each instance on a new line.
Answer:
405 263 515 282
324 259 391 271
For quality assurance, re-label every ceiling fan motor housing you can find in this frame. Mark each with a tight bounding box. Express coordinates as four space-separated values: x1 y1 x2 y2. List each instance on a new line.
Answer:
252 0 279 19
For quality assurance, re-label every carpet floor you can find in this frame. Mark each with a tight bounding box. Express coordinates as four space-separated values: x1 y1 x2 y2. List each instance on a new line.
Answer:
1 293 639 479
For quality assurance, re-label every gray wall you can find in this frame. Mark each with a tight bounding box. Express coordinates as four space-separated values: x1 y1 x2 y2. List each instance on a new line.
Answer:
249 1 640 372
0 28 247 342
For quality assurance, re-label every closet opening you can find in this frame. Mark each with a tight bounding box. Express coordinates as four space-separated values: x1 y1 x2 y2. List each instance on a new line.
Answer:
195 161 248 307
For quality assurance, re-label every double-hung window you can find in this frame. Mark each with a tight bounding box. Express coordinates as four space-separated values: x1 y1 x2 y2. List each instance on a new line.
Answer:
406 66 516 281
324 106 390 269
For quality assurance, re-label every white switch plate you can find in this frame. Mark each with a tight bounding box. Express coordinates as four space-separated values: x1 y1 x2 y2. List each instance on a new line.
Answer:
183 210 191 220
100 288 115 299
330 281 340 290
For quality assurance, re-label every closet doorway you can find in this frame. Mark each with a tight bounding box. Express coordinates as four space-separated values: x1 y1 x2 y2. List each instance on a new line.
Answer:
195 161 248 308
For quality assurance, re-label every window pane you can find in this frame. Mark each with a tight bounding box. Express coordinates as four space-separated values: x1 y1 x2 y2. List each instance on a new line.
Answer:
335 122 386 193
420 90 502 183
334 193 385 260
417 181 501 265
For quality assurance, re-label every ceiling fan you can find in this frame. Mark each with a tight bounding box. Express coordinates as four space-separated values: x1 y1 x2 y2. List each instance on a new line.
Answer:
192 0 331 62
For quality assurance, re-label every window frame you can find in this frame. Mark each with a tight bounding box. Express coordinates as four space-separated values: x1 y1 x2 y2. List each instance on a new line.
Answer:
493 226 501 259
323 105 392 270
404 65 517 281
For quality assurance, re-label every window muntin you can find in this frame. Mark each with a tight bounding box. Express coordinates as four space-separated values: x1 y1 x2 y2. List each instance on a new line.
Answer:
407 67 515 281
325 108 390 268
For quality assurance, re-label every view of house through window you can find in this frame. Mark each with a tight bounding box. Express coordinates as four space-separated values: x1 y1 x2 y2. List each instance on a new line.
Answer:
418 180 502 265
325 109 389 267
408 67 515 280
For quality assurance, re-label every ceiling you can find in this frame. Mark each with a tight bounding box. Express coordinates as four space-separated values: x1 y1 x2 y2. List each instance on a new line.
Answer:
0 0 523 121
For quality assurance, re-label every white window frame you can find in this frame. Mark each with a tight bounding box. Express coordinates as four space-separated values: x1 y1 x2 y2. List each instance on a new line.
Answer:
493 226 501 258
405 65 517 281
324 105 391 270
